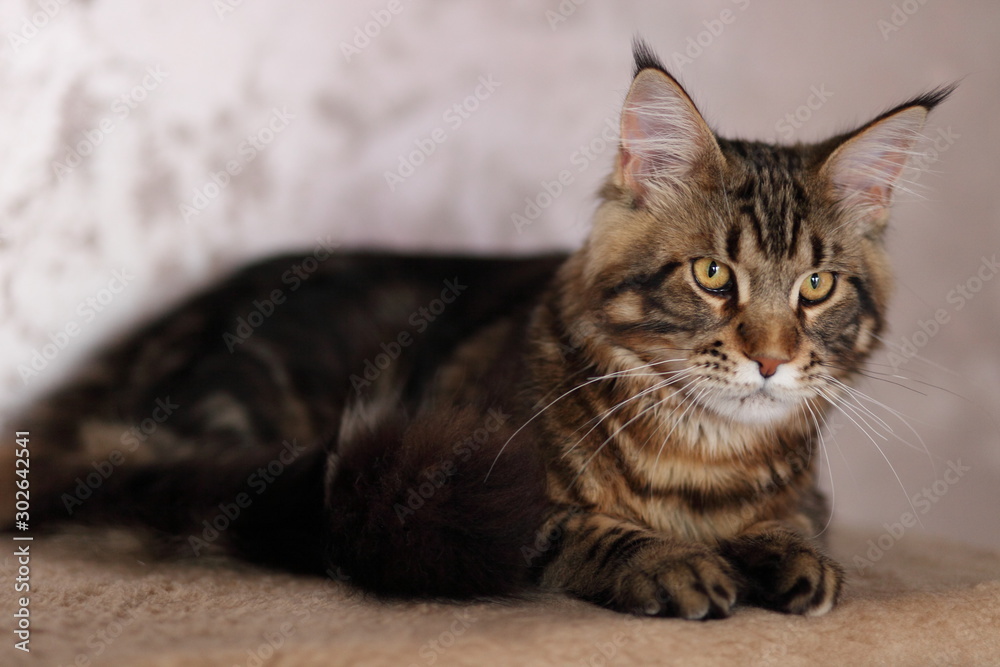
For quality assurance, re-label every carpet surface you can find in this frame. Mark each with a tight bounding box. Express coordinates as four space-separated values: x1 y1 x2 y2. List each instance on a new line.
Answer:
4 526 998 666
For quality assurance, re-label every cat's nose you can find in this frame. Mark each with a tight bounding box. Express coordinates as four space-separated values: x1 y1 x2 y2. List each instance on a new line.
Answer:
752 356 787 378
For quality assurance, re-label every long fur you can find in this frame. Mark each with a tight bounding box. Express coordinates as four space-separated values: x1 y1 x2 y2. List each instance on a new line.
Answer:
326 407 548 598
6 43 953 619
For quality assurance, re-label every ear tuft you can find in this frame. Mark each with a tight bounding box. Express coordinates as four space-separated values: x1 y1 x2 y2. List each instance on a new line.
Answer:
631 36 668 77
617 45 723 204
822 84 955 232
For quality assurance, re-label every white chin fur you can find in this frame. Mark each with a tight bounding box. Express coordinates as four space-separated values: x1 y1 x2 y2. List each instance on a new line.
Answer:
701 390 798 425
697 362 804 424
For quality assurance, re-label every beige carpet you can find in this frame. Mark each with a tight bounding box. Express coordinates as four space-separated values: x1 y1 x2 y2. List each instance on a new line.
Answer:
4 526 998 666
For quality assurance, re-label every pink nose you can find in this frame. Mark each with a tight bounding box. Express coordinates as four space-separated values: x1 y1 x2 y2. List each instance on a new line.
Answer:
752 357 786 378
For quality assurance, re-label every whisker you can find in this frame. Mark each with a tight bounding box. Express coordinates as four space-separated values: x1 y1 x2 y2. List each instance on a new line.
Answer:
802 400 836 538
811 401 860 488
814 386 922 525
870 333 963 379
818 361 929 396
570 367 702 456
820 388 890 443
821 375 935 467
578 380 695 472
855 362 1000 436
561 374 683 461
652 381 711 469
485 359 680 480
588 358 689 382
530 365 591 406
818 376 895 435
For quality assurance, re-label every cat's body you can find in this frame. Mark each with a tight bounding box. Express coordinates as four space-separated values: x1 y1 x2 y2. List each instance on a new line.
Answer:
11 43 951 619
23 252 564 588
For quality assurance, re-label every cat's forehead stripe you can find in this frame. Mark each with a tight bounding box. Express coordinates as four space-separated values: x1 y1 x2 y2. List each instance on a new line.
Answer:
727 155 811 261
811 234 826 267
725 225 742 262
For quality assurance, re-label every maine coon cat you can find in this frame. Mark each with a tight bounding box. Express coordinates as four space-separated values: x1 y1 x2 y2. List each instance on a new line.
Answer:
10 42 950 619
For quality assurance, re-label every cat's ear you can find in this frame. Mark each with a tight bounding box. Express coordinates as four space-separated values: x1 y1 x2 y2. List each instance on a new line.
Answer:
616 43 725 204
820 86 955 232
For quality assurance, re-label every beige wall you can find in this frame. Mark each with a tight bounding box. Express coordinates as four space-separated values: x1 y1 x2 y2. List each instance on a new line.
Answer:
1 1 997 551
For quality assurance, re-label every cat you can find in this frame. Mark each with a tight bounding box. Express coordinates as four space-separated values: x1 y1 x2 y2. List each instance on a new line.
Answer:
9 40 951 619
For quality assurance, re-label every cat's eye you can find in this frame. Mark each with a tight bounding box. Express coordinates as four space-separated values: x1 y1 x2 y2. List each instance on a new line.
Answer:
692 258 733 293
799 271 837 304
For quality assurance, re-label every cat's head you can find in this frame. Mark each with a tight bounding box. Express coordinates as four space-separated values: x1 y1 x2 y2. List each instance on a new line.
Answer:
565 42 951 426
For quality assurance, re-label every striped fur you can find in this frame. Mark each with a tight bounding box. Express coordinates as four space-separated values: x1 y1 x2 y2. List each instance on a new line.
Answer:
521 42 949 617
8 43 950 619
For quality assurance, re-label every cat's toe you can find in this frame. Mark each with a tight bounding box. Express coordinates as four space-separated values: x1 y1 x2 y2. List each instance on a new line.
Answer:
614 543 738 620
733 540 843 616
783 549 843 616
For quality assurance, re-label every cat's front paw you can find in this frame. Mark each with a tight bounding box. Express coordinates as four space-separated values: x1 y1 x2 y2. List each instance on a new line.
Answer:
610 541 739 620
723 528 843 616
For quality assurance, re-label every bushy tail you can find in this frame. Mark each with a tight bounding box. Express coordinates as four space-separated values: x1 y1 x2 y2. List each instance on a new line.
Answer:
10 400 551 599
17 435 330 574
325 406 550 599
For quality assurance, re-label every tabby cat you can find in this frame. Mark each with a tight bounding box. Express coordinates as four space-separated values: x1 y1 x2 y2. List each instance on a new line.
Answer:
10 42 950 619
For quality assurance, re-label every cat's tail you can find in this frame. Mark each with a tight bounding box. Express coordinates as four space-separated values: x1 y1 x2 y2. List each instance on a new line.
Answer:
8 425 332 573
6 386 550 599
325 403 550 599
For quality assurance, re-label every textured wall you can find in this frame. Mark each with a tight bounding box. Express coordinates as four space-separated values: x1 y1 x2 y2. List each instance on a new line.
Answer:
1 1 997 550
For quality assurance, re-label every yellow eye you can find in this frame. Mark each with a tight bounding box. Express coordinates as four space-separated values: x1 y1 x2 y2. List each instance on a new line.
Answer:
800 271 836 304
692 258 733 293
